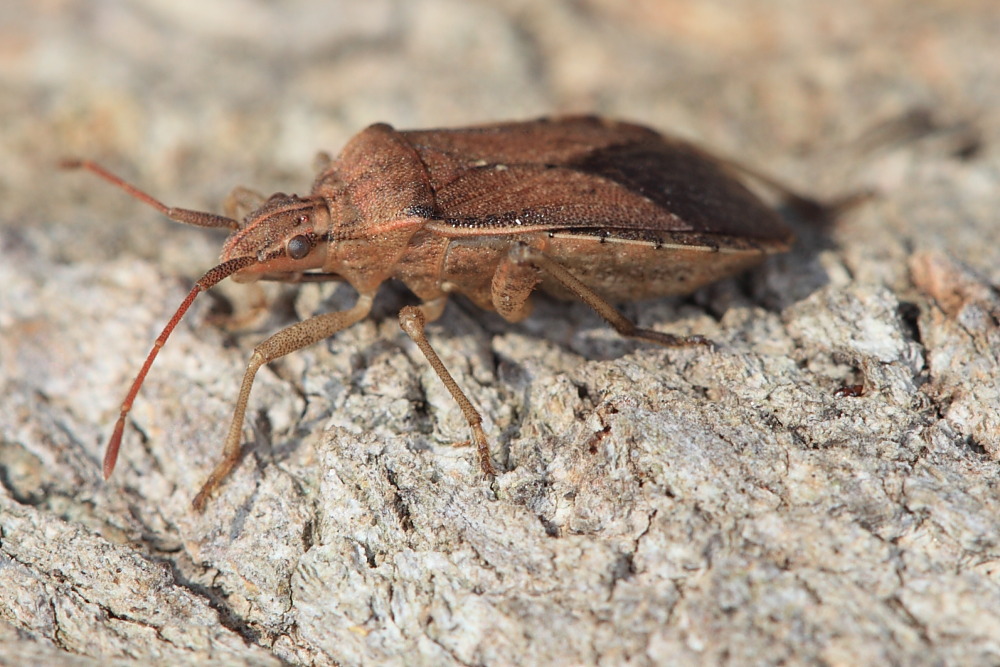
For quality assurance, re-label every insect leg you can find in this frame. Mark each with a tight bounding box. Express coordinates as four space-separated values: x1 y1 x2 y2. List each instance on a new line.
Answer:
506 243 713 348
398 302 495 477
224 186 266 221
192 293 375 510
489 247 542 323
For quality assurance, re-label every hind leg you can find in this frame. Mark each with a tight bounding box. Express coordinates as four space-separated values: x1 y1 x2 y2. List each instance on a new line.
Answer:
494 242 712 348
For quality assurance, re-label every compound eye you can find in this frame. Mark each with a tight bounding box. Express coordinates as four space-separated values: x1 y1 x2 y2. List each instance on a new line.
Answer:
286 234 311 260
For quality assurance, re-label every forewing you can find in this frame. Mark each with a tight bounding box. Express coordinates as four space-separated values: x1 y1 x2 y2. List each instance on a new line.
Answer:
402 116 792 248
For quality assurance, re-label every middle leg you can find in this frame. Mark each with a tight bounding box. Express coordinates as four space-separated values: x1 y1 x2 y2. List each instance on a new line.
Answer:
398 300 495 476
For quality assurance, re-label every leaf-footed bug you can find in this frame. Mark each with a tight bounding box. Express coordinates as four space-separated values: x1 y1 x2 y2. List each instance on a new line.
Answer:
64 115 839 510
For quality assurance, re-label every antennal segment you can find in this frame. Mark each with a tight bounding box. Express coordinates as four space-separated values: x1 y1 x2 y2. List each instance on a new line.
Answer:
61 159 241 230
103 255 256 478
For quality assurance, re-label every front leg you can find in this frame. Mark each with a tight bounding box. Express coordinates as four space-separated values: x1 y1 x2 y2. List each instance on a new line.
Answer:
224 186 266 221
192 293 375 510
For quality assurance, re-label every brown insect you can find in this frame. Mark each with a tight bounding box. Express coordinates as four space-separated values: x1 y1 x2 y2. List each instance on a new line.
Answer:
64 116 811 510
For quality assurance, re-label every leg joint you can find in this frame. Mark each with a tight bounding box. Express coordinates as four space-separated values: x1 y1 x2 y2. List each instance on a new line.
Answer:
508 242 542 266
398 305 426 337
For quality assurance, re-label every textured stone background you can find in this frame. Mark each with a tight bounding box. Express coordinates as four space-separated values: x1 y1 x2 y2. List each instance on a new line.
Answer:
2 1 999 665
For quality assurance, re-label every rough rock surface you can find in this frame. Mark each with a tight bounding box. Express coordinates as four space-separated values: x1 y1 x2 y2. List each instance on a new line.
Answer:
2 1 999 665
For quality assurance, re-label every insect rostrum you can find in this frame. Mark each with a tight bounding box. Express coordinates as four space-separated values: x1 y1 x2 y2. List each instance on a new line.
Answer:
64 115 795 510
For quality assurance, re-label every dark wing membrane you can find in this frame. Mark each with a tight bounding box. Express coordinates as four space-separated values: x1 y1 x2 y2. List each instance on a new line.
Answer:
401 116 792 247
